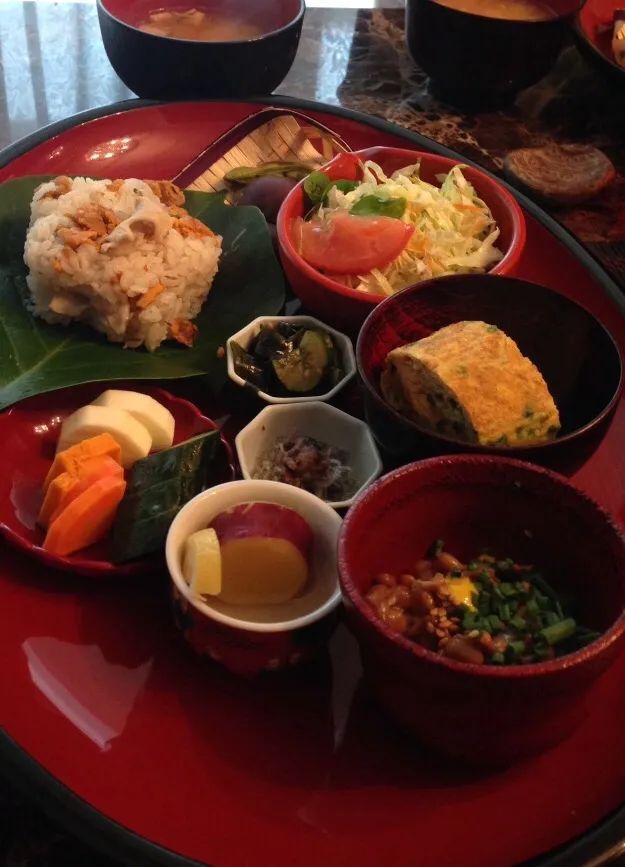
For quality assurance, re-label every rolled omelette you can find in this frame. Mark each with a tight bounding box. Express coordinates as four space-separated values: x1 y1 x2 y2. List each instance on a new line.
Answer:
380 321 561 447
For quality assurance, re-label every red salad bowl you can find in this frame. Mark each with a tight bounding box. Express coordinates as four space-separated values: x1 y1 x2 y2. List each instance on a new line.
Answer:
338 456 625 766
276 146 526 331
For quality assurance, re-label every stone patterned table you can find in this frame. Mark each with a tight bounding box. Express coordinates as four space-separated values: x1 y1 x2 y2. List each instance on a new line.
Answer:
0 1 624 864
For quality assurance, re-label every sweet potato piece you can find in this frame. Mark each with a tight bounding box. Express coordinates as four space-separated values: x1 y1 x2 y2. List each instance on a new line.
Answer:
43 476 127 557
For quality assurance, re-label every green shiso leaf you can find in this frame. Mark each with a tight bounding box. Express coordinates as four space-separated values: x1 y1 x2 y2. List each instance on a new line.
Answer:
0 176 286 410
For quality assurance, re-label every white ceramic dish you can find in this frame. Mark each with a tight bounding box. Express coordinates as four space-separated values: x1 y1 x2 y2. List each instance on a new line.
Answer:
226 315 356 404
234 402 384 510
166 479 342 631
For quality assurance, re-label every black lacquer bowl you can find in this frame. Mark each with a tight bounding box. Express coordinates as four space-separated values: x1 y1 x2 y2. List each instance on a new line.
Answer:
97 0 305 100
357 274 623 475
405 0 584 108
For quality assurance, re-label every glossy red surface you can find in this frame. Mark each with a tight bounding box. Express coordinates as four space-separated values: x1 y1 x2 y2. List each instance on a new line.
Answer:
338 456 625 765
576 0 624 80
0 382 235 577
3 102 625 867
276 146 526 329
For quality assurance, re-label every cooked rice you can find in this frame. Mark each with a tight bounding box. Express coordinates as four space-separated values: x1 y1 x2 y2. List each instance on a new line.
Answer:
23 176 222 351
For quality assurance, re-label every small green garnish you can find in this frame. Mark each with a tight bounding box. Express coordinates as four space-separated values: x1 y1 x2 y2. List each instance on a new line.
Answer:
322 179 359 204
350 194 407 219
486 325 499 333
304 171 332 204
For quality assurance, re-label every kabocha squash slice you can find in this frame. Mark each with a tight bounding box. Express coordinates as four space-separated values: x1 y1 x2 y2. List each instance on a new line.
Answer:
110 430 220 563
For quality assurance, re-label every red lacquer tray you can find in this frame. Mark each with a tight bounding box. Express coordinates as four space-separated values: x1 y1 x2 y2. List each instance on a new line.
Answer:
1 98 625 867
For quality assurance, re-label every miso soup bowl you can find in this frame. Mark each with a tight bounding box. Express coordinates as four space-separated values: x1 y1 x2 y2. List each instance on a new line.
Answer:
405 0 585 108
338 456 625 766
97 0 305 100
166 480 342 676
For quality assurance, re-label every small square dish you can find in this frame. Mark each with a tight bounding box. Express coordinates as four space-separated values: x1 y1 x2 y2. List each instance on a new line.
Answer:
235 401 383 510
226 315 356 405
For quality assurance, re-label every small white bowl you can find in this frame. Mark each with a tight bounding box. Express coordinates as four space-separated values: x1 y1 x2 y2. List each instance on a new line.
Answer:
166 478 341 628
235 402 384 510
226 315 356 405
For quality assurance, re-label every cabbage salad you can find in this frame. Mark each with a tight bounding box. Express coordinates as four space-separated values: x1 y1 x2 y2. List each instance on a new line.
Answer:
310 161 503 296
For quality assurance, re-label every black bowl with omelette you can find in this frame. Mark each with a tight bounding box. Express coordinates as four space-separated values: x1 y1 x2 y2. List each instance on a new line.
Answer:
357 274 622 475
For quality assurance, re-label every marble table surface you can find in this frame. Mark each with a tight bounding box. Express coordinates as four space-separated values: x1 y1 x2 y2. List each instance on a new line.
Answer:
1 1 625 865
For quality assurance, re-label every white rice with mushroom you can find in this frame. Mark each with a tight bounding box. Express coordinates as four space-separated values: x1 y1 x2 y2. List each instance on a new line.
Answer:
23 176 222 351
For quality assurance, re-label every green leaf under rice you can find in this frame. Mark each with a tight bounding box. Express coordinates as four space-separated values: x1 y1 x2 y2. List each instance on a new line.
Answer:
0 176 286 410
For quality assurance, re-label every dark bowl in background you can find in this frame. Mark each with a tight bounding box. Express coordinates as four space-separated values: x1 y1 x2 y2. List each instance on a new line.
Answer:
357 274 622 475
338 456 625 765
405 0 585 108
97 0 305 100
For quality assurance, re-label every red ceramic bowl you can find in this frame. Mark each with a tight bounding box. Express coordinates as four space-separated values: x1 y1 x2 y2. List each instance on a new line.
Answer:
575 0 625 86
357 273 623 475
276 146 526 330
338 455 625 766
0 382 235 577
166 480 343 676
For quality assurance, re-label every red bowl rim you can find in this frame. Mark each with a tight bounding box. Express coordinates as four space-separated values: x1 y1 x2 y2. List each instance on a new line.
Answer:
337 454 625 679
276 145 527 308
574 0 625 77
356 272 624 453
0 386 236 577
96 0 306 44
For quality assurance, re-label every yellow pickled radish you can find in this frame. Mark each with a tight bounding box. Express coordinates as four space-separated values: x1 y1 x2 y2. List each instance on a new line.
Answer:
182 528 222 597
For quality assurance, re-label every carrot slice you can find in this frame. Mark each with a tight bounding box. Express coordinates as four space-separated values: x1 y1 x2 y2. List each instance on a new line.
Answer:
38 472 77 530
44 433 122 492
43 475 127 557
48 456 124 527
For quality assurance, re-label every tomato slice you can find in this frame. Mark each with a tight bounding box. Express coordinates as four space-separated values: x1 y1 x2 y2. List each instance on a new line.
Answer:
297 211 414 275
322 153 362 182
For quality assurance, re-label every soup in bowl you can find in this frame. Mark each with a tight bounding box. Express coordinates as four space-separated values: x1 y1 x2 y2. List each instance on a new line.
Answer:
97 0 304 99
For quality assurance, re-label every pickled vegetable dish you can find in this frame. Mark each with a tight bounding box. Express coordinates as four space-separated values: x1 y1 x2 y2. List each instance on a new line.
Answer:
365 542 599 666
231 321 344 396
252 432 356 501
296 154 503 297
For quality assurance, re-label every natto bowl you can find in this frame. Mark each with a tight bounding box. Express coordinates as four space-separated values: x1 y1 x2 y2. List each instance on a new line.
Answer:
357 273 622 475
405 0 585 109
97 0 305 100
166 479 342 676
276 146 526 332
338 455 625 766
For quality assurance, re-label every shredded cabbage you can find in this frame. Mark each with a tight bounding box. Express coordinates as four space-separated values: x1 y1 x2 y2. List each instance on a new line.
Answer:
319 161 503 296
